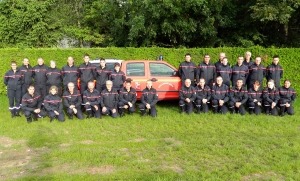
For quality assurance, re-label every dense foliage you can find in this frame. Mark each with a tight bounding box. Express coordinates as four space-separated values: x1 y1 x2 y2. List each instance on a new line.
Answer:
0 47 299 94
0 0 299 48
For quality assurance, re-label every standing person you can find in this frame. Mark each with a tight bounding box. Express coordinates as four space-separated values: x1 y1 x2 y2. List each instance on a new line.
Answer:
263 79 280 116
231 56 249 87
62 56 79 91
109 63 125 92
243 51 254 68
22 85 46 123
100 80 119 118
216 57 232 87
195 78 211 114
196 54 216 88
267 55 283 88
46 60 62 96
247 56 266 89
178 53 197 86
248 81 263 115
78 53 96 94
179 79 196 114
214 52 226 69
211 76 229 114
228 79 248 115
139 78 159 117
83 81 101 119
19 58 33 96
63 82 84 120
44 86 65 122
118 78 137 117
32 58 48 100
278 79 296 116
96 58 111 93
4 61 23 118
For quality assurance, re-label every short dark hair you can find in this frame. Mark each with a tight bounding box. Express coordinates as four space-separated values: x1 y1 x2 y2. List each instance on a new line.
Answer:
114 63 121 67
84 53 90 57
11 61 17 65
273 55 279 59
185 53 191 57
284 79 291 84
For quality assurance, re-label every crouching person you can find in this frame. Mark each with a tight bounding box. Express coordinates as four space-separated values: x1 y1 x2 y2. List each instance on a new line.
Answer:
211 76 229 114
100 80 119 118
228 79 248 115
263 79 280 116
278 79 296 116
63 82 84 120
195 78 211 114
118 78 137 117
248 81 263 115
22 85 46 123
44 86 65 122
139 79 158 117
83 81 101 119
179 79 196 114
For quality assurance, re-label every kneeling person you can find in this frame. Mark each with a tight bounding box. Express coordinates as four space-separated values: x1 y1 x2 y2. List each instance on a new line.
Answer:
195 78 211 113
83 81 101 118
248 81 263 115
22 85 46 123
139 79 158 117
211 76 229 114
44 86 65 122
179 79 196 114
63 82 84 120
118 78 137 117
100 80 119 118
278 79 296 116
229 79 248 115
263 79 280 116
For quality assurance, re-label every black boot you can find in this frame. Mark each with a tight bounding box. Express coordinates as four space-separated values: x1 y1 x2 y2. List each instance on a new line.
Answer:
213 107 218 114
196 106 201 114
141 110 147 117
32 114 38 121
87 111 93 118
15 110 21 117
280 106 285 117
230 108 235 114
180 106 185 114
119 108 125 117
50 116 56 122
26 116 32 123
249 108 254 115
265 107 270 115
68 114 73 120
10 110 15 118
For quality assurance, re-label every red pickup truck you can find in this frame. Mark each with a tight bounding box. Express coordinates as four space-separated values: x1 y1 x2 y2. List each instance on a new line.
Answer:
86 59 182 100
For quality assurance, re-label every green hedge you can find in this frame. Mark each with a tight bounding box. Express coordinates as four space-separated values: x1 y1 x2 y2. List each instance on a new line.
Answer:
1 47 300 95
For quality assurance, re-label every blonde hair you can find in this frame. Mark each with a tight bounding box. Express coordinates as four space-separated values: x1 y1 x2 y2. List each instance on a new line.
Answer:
49 85 58 94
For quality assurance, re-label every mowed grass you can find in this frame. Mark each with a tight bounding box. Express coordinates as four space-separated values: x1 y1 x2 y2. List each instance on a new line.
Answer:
0 95 300 180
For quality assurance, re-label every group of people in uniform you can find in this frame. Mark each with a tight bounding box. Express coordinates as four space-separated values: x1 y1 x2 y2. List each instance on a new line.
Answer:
4 54 158 123
178 52 296 116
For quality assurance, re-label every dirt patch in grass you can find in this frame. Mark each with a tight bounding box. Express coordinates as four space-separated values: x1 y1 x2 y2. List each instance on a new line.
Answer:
163 165 184 174
80 140 95 144
241 171 285 181
86 165 115 175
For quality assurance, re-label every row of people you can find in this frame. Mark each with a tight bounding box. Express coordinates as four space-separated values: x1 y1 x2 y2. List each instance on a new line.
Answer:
4 55 125 117
178 52 283 89
21 79 158 123
179 77 296 116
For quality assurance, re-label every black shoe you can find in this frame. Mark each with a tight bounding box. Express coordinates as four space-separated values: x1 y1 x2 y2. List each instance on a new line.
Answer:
32 114 38 121
141 112 147 117
230 109 235 114
280 112 285 117
15 112 21 117
11 112 15 118
27 117 32 123
87 113 93 118
120 112 125 117
68 115 73 120
50 116 56 122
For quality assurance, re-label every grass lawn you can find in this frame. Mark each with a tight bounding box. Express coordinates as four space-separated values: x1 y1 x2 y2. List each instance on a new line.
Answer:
0 95 300 180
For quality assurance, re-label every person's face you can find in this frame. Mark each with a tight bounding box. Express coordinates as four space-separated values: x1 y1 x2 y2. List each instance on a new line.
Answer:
88 82 95 90
199 79 205 87
273 58 279 65
146 81 152 89
50 62 56 68
11 63 17 70
67 57 74 66
125 82 131 90
68 83 75 92
115 66 120 72
236 80 243 88
284 81 291 88
84 56 90 64
50 88 57 95
28 87 35 95
100 60 106 68
255 57 261 65
106 82 112 90
245 52 251 59
216 78 223 85
238 57 244 65
37 58 44 65
185 55 191 62
268 81 274 89
219 53 225 61
23 58 29 66
204 56 210 64
184 79 191 87
222 58 228 65
254 84 260 91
